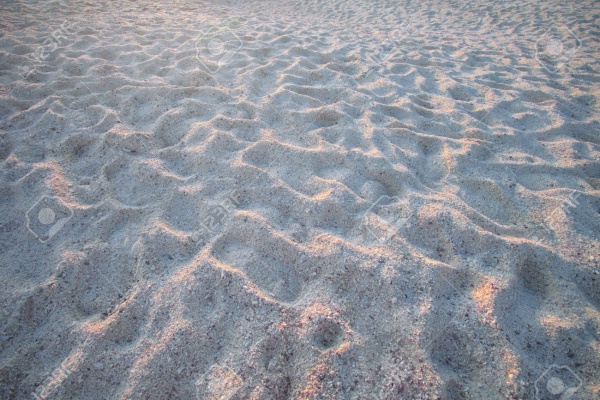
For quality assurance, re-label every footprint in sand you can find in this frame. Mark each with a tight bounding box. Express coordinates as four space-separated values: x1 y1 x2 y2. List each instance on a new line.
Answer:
213 238 302 303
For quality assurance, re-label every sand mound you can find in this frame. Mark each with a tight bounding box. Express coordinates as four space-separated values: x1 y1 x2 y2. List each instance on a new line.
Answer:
1 0 599 399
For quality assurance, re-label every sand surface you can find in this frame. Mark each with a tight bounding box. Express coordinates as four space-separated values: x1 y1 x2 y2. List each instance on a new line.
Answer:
1 0 599 399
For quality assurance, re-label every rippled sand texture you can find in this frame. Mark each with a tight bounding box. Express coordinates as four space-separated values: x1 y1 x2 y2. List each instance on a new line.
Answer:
0 0 599 399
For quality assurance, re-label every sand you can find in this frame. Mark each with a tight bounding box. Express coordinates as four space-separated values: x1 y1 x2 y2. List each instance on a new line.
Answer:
0 0 599 399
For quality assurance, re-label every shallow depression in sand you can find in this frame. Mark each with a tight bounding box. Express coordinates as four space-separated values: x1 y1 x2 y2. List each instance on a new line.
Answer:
1 0 599 399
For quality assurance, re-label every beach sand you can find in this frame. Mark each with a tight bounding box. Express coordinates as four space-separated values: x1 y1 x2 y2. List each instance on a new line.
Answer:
0 0 599 398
